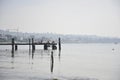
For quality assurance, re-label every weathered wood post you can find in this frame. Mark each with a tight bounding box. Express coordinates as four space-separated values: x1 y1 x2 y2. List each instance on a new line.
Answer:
58 38 61 51
32 38 35 52
15 44 18 51
44 43 48 50
32 38 33 51
33 44 35 51
11 38 15 57
51 51 54 73
28 39 31 55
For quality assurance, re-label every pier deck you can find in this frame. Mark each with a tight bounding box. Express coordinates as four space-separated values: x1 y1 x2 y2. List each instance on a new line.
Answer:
0 42 57 45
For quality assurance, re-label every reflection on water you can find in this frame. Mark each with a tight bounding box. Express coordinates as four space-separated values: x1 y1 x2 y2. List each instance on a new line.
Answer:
32 50 34 59
58 50 61 61
11 49 14 58
0 44 120 80
11 58 14 69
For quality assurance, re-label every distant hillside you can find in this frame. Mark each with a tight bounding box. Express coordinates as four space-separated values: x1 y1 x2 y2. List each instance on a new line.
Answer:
0 29 120 43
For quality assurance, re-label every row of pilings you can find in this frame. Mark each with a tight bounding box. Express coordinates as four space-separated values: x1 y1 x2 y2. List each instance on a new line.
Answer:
11 38 61 57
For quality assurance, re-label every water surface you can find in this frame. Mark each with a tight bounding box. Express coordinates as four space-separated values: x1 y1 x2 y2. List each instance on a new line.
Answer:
0 43 120 80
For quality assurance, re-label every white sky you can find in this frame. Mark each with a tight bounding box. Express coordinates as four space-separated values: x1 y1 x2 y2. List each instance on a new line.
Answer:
0 0 120 37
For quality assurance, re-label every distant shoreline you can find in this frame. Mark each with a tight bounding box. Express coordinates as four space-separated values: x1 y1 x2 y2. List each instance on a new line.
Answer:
0 29 120 43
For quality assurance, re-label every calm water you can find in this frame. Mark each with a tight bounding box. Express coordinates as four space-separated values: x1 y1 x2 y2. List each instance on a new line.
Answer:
0 43 120 80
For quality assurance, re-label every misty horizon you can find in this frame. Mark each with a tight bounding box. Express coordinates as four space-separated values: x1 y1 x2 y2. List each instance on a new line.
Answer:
1 29 120 43
0 28 120 38
0 0 120 37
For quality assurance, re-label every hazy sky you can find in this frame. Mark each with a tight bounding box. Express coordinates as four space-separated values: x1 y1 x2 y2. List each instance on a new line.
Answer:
0 0 120 37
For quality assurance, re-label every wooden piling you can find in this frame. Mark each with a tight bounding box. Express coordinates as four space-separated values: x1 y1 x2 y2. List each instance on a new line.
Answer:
33 45 35 50
11 38 15 57
58 38 61 51
15 44 18 51
32 38 35 51
44 43 48 50
51 51 54 73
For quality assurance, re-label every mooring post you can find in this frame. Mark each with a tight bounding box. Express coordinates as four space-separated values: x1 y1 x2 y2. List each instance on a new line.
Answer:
31 39 34 59
51 51 54 73
11 38 15 57
58 38 61 51
15 44 18 51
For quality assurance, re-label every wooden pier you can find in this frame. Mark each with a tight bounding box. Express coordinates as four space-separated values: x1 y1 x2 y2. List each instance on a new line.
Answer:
0 38 61 51
0 42 57 45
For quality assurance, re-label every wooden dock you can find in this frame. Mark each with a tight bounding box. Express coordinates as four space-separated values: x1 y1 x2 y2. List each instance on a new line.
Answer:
0 38 61 51
0 38 61 58
0 42 57 45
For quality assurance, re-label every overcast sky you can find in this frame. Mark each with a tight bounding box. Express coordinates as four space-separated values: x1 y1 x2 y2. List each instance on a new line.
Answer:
0 0 120 37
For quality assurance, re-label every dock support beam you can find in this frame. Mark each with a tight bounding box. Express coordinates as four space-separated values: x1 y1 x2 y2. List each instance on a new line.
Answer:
11 38 15 57
32 38 35 52
58 38 61 51
51 51 54 73
44 43 48 50
15 44 18 51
